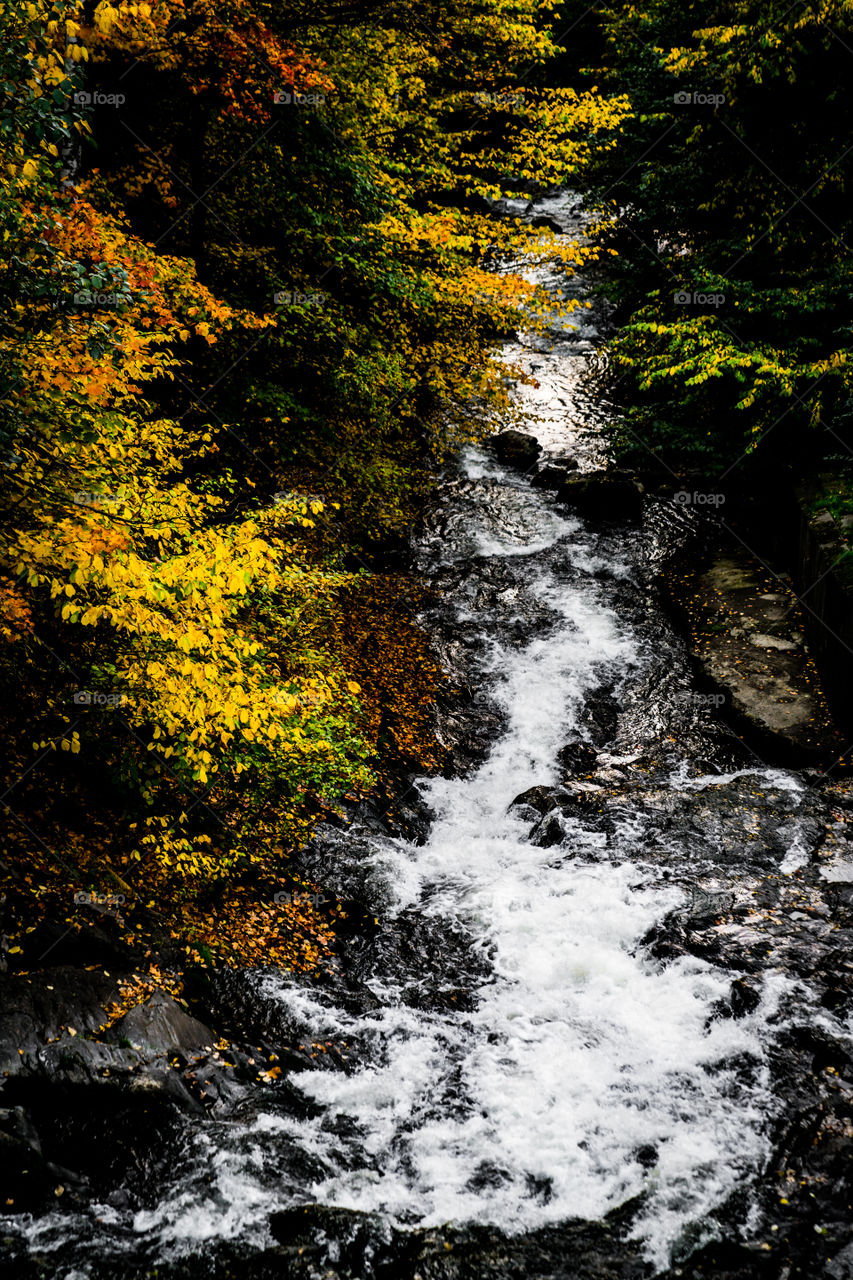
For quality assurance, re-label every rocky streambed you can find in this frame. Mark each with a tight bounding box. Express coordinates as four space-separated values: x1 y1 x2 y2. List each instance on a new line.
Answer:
3 193 853 1280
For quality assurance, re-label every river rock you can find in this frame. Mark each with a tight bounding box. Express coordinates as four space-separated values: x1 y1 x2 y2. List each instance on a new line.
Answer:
0 967 120 1074
557 742 599 776
555 473 644 523
578 687 621 747
265 1202 653 1280
107 990 214 1055
0 1126 84 1215
486 430 542 470
530 808 573 847
184 967 309 1047
0 1105 88 1215
530 214 563 233
508 785 557 815
532 460 579 489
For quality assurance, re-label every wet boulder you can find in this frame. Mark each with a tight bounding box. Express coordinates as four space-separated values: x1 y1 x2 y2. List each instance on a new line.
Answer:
265 1203 654 1280
532 463 578 491
668 551 842 762
0 1106 84 1214
530 808 573 848
531 459 579 490
825 1242 853 1280
728 977 762 1017
508 785 558 816
577 688 621 748
530 214 563 233
0 966 120 1075
107 989 214 1055
555 472 644 523
270 1205 385 1261
1 1081 190 1209
556 742 599 777
530 789 618 849
486 430 542 470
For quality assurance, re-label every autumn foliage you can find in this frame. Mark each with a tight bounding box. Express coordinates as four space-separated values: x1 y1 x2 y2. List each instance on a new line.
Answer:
0 0 628 966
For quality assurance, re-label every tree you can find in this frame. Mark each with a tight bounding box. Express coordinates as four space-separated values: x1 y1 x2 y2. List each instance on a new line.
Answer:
570 0 853 474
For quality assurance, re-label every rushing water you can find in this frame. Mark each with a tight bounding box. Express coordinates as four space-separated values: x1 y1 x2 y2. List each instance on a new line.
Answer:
7 193 853 1279
241 472 783 1265
116 440 816 1273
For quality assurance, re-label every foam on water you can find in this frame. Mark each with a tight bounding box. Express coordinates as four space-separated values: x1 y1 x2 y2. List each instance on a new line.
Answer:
123 469 794 1270
253 495 784 1266
669 761 805 796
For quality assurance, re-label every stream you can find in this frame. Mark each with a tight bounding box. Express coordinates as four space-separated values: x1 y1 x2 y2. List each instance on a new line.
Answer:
5 193 853 1280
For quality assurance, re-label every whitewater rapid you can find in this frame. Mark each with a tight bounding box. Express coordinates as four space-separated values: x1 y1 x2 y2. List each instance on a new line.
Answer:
260 468 783 1264
129 457 789 1269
